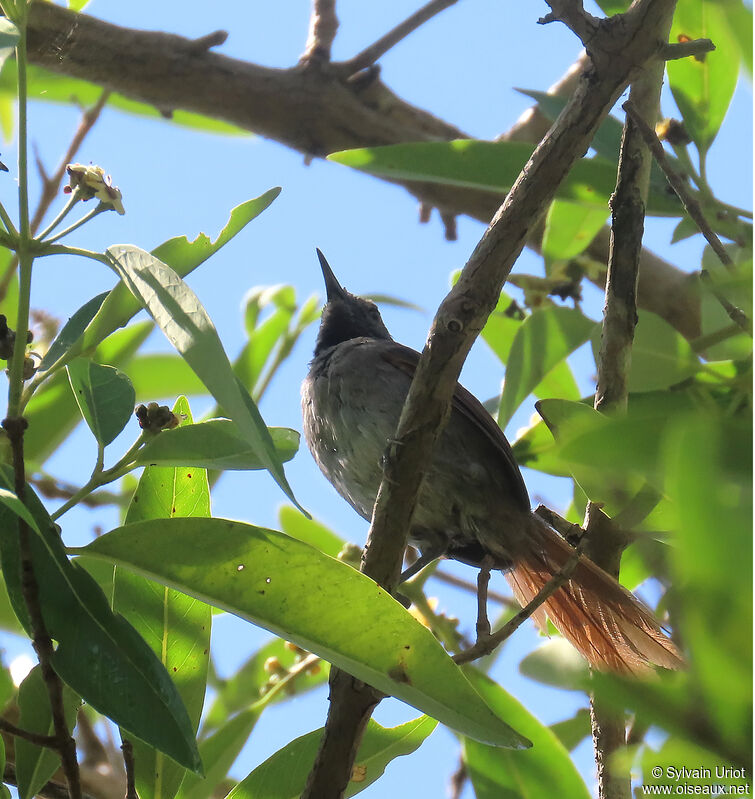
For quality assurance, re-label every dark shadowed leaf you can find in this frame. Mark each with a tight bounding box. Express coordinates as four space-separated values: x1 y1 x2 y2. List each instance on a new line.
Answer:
39 292 110 372
0 469 201 772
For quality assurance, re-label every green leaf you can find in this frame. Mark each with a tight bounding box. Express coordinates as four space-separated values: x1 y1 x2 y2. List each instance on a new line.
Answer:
176 709 260 799
499 307 597 427
25 322 152 466
0 470 201 772
77 518 530 748
549 709 592 751
518 639 589 692
105 243 301 510
720 1 752 75
0 487 41 534
128 354 209 400
116 398 211 799
668 0 740 155
0 63 248 137
15 666 80 799
328 141 682 215
542 201 608 260
136 420 300 472
591 310 700 392
66 357 135 446
278 506 345 558
39 291 110 372
204 637 328 732
462 668 591 799
227 716 437 799
81 191 280 354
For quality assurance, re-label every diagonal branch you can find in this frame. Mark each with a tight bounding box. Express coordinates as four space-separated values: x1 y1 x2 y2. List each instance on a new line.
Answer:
24 1 704 340
302 2 678 796
342 0 458 75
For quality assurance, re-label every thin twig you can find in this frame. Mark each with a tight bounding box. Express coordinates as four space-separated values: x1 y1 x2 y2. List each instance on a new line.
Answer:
0 714 58 748
474 560 492 639
0 89 110 302
121 739 138 799
622 101 735 270
698 270 752 336
432 568 518 608
342 0 458 74
448 755 468 799
661 38 715 60
453 536 586 665
301 0 339 63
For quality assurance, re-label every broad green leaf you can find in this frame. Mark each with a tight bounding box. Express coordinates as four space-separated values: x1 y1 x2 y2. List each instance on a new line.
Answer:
518 639 589 692
15 666 80 799
0 571 23 634
591 310 701 392
39 291 110 372
136 420 300 471
25 322 152 466
105 243 301 509
328 141 682 215
0 470 201 772
204 637 328 732
499 307 597 427
668 0 740 155
665 415 751 750
67 357 135 446
0 487 41 534
542 201 608 260
129 354 208 400
81 191 280 354
720 1 752 74
116 398 211 799
463 668 591 799
177 709 260 799
512 415 573 477
549 709 592 751
479 291 581 410
227 716 437 799
0 63 247 137
77 518 530 748
278 506 345 558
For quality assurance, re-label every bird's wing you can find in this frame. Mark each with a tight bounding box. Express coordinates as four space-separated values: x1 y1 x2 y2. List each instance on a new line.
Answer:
379 342 530 511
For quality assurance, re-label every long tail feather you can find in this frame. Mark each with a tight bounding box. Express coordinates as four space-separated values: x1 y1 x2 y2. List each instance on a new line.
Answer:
504 515 683 674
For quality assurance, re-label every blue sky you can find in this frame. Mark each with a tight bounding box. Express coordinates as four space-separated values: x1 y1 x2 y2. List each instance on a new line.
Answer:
0 1 750 796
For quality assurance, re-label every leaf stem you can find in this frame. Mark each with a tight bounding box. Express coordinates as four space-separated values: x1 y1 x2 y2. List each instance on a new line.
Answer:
43 204 108 244
35 192 81 241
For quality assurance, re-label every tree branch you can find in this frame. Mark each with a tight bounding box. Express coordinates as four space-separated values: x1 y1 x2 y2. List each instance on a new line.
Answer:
302 2 678 795
342 0 458 75
589 11 675 793
301 0 339 64
24 1 704 339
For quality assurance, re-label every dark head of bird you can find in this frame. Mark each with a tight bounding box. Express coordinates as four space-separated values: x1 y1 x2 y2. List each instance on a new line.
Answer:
313 249 393 356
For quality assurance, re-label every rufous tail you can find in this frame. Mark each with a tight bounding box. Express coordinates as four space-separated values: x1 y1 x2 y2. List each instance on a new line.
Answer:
504 515 683 674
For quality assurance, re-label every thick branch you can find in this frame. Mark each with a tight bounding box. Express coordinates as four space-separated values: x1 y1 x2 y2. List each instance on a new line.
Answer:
24 1 703 339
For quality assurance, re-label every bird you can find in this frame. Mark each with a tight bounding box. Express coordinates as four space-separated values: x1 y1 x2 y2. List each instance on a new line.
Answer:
301 249 682 674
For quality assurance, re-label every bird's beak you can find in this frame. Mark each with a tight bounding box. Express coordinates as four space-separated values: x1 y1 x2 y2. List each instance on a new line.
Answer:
316 249 347 301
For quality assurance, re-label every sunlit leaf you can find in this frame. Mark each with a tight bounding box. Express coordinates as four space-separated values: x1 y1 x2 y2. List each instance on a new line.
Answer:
278 506 345 558
77 518 530 748
136 420 300 471
542 201 608 261
668 0 740 155
227 716 437 799
463 668 591 799
499 307 597 427
105 244 301 509
116 398 211 799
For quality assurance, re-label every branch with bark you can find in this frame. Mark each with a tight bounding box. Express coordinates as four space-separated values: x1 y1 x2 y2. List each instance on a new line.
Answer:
24 0 702 339
302 1 681 796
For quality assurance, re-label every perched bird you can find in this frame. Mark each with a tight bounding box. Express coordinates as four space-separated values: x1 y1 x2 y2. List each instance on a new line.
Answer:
301 250 682 674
